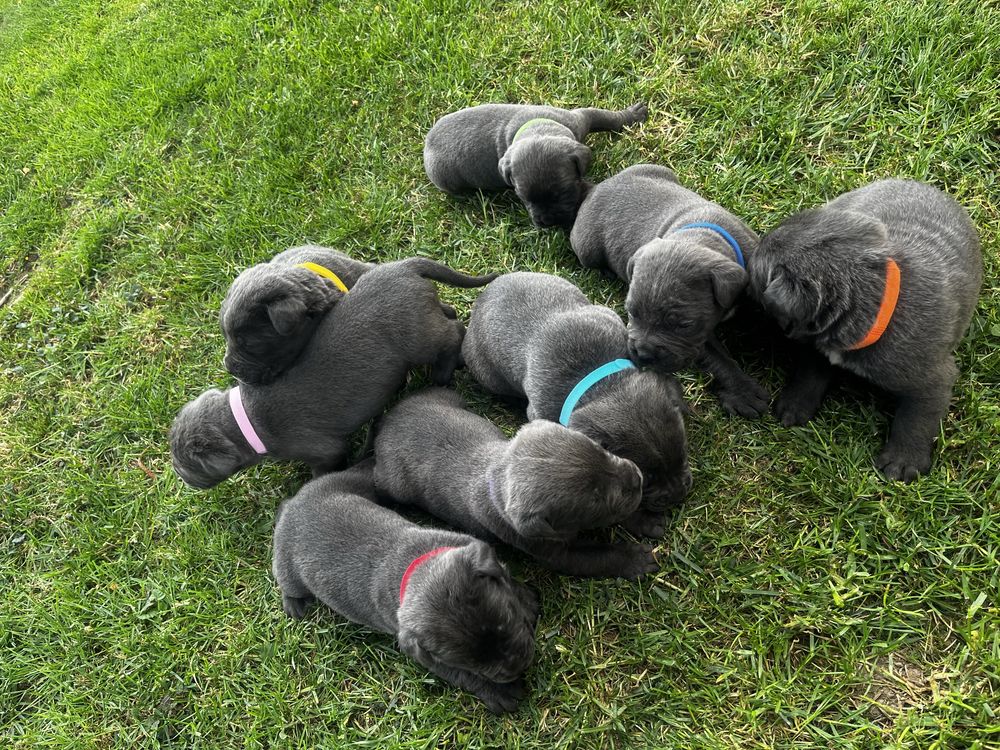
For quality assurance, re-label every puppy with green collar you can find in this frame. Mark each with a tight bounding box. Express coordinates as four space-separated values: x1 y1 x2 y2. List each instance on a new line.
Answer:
424 102 647 229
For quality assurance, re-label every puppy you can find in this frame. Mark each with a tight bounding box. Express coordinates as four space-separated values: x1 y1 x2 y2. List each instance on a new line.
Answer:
749 178 982 482
461 272 691 539
170 258 496 488
373 388 655 580
570 164 770 417
273 460 540 714
424 102 648 229
221 246 462 385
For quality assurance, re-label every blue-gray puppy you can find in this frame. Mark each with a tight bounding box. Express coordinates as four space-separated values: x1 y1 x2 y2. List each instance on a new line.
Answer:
220 246 467 385
749 179 982 482
373 388 655 580
461 272 691 539
272 460 540 714
570 164 770 418
170 258 495 488
424 102 648 229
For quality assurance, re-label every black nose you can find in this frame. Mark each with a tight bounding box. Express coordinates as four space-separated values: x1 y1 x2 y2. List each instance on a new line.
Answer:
627 338 655 365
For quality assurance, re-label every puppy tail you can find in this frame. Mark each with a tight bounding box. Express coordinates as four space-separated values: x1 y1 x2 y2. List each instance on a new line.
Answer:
400 257 499 288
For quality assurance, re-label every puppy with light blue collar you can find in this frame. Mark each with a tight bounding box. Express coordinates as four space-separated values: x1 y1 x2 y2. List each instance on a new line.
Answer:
570 164 770 418
424 102 648 229
462 272 691 539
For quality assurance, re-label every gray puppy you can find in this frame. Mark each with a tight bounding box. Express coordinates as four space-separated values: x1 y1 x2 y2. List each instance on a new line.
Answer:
461 272 691 539
221 245 464 385
570 164 770 417
749 178 982 482
170 257 495 488
424 102 648 229
373 388 656 580
273 460 540 714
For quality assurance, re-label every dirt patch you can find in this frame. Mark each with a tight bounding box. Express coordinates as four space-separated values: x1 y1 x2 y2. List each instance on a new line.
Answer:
0 252 39 309
861 653 934 726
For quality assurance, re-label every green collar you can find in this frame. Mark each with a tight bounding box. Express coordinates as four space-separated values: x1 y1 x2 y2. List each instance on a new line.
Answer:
513 117 562 141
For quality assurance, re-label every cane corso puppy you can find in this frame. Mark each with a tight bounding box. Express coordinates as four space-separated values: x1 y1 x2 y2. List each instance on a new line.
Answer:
221 246 466 385
170 258 496 488
749 178 982 481
570 164 769 417
273 460 540 714
424 102 648 229
461 272 691 539
373 389 654 580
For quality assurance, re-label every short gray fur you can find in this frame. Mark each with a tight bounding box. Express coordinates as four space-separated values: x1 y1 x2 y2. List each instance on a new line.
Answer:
272 460 540 714
424 102 647 229
372 388 656 580
170 257 495 488
749 178 982 482
570 163 770 418
461 271 691 539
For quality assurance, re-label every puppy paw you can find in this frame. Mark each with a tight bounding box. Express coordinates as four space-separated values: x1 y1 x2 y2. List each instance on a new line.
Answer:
621 509 665 539
716 379 770 419
516 583 542 624
876 445 931 483
774 389 821 427
479 677 526 714
282 595 312 619
621 543 659 579
624 102 648 124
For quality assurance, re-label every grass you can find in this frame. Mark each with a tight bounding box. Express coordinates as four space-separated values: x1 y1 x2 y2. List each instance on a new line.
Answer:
1 0 998 747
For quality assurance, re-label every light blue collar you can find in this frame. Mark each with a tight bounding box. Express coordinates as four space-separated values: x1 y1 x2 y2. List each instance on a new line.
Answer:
676 222 745 269
559 359 637 426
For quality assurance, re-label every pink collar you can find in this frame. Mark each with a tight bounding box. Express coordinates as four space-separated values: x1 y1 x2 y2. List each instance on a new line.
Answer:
399 546 456 604
228 386 267 454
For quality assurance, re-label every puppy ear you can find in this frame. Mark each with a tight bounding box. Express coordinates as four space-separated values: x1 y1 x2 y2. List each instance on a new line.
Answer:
709 260 748 309
266 295 309 336
763 265 820 322
820 209 889 250
570 142 592 178
472 543 507 583
498 151 514 186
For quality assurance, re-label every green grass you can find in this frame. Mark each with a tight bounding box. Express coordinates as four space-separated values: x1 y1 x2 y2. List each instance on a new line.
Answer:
2 0 998 747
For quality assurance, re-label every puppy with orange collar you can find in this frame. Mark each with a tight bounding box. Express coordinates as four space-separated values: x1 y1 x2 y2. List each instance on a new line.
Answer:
751 179 982 481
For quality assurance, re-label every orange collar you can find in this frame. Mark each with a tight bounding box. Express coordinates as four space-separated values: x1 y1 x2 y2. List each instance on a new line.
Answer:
847 258 900 350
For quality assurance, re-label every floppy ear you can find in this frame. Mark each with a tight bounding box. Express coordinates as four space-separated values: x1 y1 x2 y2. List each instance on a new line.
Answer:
473 544 507 583
498 151 514 186
709 260 748 309
570 142 592 178
266 295 309 335
762 266 820 322
819 209 889 251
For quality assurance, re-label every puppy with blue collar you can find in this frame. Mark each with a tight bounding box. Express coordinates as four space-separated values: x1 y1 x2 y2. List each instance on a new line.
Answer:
570 164 770 418
462 272 691 539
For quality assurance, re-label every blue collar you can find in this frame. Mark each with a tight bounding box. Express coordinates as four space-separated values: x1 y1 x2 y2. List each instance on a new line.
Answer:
676 222 745 269
559 359 637 426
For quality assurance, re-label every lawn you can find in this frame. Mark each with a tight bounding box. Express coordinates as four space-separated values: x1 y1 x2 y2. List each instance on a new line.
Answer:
1 0 998 747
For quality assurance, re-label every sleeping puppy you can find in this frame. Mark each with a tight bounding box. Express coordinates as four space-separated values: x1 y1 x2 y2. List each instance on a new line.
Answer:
749 178 982 482
373 388 655 580
221 245 462 385
170 258 496 488
570 164 770 418
461 272 691 539
273 460 540 714
424 102 648 229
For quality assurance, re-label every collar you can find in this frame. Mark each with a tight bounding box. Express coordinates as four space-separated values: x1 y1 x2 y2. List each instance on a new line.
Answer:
847 258 900 351
675 222 745 269
513 117 562 141
399 546 456 604
229 386 267 454
559 359 637 426
297 262 349 293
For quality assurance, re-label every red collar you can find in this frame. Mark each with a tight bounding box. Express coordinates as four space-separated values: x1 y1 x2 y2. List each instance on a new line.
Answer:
848 258 900 350
398 546 456 604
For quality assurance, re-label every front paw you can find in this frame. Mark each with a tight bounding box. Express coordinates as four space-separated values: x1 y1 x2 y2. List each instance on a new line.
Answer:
774 388 821 426
621 509 665 539
282 595 311 619
478 677 527 714
621 543 659 580
715 378 770 419
876 444 932 483
624 102 648 124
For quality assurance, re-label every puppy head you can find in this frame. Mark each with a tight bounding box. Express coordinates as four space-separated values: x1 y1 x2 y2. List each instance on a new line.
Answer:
625 238 747 371
499 137 592 230
752 208 888 340
497 420 643 539
220 264 344 385
169 389 260 489
397 542 537 684
570 370 691 512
